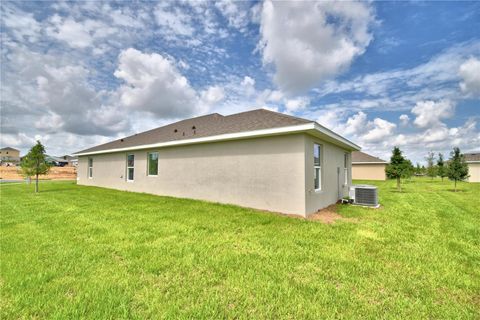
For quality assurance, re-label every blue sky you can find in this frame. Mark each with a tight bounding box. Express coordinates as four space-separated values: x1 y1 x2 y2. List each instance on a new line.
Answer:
1 1 479 163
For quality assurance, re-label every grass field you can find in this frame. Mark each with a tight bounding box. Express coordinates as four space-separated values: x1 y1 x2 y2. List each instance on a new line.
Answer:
1 179 479 319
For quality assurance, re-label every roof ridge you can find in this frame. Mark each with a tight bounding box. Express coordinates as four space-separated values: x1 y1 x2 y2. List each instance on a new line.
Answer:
155 112 224 129
0 147 19 151
74 108 357 155
352 151 387 163
154 112 224 127
259 108 314 123
226 108 312 123
105 112 225 146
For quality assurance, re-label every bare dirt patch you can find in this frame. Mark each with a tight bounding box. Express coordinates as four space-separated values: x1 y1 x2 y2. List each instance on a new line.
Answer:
309 204 358 224
0 166 77 180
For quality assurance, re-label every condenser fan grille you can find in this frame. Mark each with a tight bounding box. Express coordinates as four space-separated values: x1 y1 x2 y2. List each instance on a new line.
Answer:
354 187 378 206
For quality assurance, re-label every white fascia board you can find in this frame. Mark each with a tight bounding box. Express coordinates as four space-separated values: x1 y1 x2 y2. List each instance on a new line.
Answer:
74 122 360 156
466 161 480 163
312 123 361 151
74 123 315 156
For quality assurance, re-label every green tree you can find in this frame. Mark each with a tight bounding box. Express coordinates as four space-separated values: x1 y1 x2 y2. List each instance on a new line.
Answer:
20 141 50 193
385 147 411 192
426 151 437 179
437 153 447 181
415 163 422 176
447 147 469 192
405 160 415 180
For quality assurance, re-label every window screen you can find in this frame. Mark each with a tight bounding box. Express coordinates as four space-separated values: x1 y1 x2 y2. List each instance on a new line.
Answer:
314 144 322 190
148 152 158 176
88 158 93 178
127 154 134 181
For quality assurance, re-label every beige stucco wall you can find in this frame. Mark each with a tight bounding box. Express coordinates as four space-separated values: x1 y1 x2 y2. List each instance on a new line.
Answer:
0 149 20 162
78 134 354 217
352 163 386 181
78 134 308 216
304 135 352 215
467 163 480 182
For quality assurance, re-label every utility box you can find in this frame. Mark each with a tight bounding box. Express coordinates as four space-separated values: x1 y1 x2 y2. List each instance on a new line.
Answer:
349 185 379 207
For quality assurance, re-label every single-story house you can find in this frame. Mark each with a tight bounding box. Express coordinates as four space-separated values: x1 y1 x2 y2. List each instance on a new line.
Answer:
352 151 387 181
74 109 360 217
465 152 480 183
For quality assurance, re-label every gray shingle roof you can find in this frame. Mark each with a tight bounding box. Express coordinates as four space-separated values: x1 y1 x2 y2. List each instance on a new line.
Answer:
465 152 480 162
76 109 313 154
352 151 387 163
0 147 19 152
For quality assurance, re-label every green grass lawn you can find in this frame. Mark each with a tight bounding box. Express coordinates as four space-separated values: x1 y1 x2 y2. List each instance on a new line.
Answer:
1 179 479 319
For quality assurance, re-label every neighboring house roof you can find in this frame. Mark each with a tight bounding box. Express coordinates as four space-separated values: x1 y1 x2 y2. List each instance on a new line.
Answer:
46 155 69 163
75 109 360 156
352 151 387 164
464 152 480 163
0 147 19 152
61 155 78 161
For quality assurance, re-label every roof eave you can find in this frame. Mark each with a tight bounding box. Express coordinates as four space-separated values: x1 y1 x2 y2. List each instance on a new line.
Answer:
352 161 388 164
74 122 360 156
310 123 361 151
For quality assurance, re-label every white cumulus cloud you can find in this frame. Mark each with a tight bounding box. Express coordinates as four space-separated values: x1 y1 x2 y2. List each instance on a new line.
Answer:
361 118 396 143
200 86 225 105
114 48 199 118
316 110 395 144
241 76 256 96
285 97 310 113
344 111 369 136
411 100 454 129
459 57 480 96
399 114 410 126
259 0 374 94
35 64 128 136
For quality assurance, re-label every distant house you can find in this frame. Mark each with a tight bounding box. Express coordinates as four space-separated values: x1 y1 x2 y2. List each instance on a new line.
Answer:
61 155 78 167
0 147 20 164
465 152 480 183
74 109 360 217
45 155 69 167
43 155 78 167
352 151 387 181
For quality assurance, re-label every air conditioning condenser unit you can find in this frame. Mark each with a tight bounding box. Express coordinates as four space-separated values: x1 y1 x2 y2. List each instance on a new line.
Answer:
349 185 379 207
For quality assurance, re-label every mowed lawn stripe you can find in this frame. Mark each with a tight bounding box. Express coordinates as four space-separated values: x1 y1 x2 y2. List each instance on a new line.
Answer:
1 179 479 319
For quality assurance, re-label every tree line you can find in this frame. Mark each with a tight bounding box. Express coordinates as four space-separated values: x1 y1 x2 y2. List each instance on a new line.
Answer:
385 146 469 192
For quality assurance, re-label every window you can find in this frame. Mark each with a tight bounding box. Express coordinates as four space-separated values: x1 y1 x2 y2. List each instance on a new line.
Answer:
127 154 134 181
344 153 349 185
147 152 158 176
314 144 322 190
88 158 93 178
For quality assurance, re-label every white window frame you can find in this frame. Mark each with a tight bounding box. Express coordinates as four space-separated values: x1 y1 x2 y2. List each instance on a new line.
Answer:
126 154 135 182
314 144 322 191
147 152 159 177
344 153 349 185
88 157 93 179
